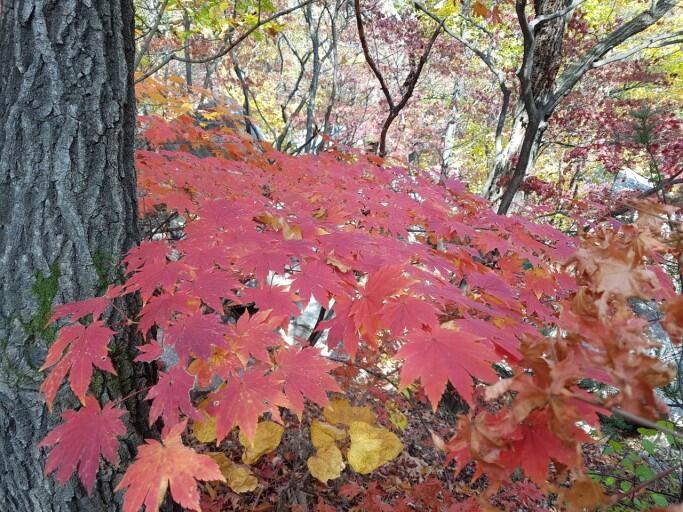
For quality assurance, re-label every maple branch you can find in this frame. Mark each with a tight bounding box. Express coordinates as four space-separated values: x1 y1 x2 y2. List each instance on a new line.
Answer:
549 0 679 112
356 0 443 155
174 0 314 65
413 2 511 154
607 168 683 217
592 29 683 68
148 211 179 239
610 407 683 441
291 125 320 155
353 0 395 110
573 394 683 441
393 19 444 114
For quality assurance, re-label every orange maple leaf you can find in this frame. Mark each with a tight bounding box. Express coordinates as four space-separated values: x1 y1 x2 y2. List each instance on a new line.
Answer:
115 420 224 512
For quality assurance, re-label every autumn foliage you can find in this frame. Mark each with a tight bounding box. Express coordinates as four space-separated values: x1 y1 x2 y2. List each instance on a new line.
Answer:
38 110 681 510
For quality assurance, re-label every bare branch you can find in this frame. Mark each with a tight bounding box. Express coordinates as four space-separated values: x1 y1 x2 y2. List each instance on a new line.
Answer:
529 0 586 28
135 0 313 83
135 0 171 70
593 29 683 67
549 0 679 112
353 0 395 109
414 1 511 153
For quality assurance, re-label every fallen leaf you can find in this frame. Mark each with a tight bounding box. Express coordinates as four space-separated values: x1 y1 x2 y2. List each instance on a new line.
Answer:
323 398 376 426
307 444 345 483
239 421 284 464
209 452 258 493
310 420 347 449
347 421 403 474
192 399 217 443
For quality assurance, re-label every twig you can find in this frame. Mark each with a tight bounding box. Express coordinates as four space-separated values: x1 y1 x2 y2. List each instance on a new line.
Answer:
608 461 683 506
135 0 313 83
135 0 171 70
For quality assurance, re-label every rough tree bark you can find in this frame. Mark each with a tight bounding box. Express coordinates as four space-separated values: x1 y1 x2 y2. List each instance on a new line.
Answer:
483 0 570 207
0 1 148 510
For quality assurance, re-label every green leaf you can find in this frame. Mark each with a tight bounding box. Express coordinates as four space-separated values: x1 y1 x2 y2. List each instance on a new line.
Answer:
635 464 655 481
642 439 655 455
651 493 668 507
620 481 633 492
621 457 634 472
604 476 616 486
637 427 657 437
609 440 623 454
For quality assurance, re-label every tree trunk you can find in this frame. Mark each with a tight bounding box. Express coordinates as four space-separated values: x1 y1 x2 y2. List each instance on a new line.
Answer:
0 1 145 510
483 0 570 205
483 107 527 201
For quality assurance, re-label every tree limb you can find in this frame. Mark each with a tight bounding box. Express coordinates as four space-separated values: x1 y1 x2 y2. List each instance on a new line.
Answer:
353 0 395 109
134 0 313 83
135 0 170 70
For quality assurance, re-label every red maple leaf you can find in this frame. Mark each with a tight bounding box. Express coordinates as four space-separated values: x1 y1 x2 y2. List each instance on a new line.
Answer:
378 295 439 334
178 268 240 312
275 346 340 416
209 370 287 441
146 366 201 428
396 326 498 407
164 312 227 362
498 410 586 484
238 284 299 320
39 397 126 493
138 291 197 334
291 259 346 303
40 321 116 409
50 295 110 323
225 309 284 365
115 420 224 512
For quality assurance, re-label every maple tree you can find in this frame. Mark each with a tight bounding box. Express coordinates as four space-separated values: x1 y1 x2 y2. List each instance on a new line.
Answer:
35 108 683 509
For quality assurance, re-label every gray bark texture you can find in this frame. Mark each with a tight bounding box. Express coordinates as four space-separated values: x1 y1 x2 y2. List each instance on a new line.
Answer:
0 1 147 510
483 0 570 205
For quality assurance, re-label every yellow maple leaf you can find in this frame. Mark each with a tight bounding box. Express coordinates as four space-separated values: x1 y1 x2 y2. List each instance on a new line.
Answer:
307 444 345 483
239 421 284 464
310 420 347 449
192 400 217 444
347 421 403 474
323 398 375 426
209 453 258 493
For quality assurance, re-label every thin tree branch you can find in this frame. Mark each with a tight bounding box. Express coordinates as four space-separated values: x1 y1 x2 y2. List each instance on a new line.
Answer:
135 0 313 83
593 29 683 67
353 0 395 109
135 0 171 70
609 462 683 506
529 0 586 28
549 0 679 112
